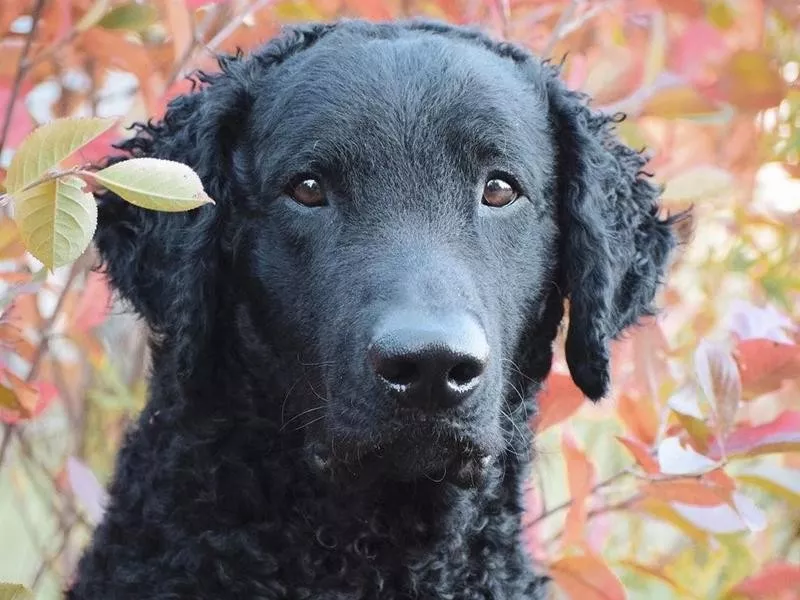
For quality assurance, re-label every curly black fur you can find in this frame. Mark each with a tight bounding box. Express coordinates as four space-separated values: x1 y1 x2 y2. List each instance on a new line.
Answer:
67 19 689 600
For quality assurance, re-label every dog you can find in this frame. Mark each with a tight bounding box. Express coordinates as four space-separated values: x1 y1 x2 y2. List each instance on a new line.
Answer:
68 19 688 599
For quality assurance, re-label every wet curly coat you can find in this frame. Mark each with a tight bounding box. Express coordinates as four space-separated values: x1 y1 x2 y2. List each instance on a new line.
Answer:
68 19 688 600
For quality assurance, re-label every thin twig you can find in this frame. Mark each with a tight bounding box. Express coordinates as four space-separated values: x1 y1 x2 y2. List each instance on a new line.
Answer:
527 467 631 527
0 0 47 156
204 0 275 55
542 0 579 58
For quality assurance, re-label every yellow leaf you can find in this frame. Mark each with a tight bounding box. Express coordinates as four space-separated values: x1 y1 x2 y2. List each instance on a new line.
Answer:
640 86 720 120
0 583 33 600
5 117 117 194
91 158 214 213
12 176 97 270
98 1 158 31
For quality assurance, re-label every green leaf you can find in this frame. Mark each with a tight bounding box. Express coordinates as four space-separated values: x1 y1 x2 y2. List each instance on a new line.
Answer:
13 176 97 270
98 1 158 31
91 158 214 212
5 117 116 194
0 583 34 600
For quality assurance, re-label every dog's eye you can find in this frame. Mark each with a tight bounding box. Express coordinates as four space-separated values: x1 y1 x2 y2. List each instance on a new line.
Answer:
482 178 518 207
289 177 326 207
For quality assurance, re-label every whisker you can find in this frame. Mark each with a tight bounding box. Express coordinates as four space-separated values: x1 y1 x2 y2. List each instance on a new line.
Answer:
293 414 327 432
279 405 326 431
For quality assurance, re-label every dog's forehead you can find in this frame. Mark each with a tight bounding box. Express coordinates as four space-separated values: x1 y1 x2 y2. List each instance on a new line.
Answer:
253 31 551 183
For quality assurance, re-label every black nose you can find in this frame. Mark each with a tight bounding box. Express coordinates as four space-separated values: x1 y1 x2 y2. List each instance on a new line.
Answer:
368 311 489 410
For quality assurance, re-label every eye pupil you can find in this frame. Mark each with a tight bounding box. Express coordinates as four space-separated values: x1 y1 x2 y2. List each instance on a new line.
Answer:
482 178 518 207
290 177 326 206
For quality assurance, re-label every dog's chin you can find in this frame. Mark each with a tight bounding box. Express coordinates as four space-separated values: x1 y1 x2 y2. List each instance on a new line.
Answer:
306 420 500 489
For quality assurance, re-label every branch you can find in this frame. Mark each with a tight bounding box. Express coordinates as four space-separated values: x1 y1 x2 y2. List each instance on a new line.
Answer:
527 467 631 527
204 0 275 55
0 0 47 156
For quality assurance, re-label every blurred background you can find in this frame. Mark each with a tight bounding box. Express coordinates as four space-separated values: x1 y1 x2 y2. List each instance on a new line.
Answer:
0 1 798 598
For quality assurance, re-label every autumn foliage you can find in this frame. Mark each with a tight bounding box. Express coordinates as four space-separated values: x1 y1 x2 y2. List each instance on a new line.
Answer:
0 1 798 599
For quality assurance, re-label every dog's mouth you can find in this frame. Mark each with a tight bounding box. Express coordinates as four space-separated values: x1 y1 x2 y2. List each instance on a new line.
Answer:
305 414 499 489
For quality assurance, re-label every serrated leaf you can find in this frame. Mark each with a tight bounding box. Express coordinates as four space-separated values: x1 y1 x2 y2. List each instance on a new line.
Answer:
0 583 33 600
12 176 97 270
98 1 158 31
5 117 117 194
91 158 214 212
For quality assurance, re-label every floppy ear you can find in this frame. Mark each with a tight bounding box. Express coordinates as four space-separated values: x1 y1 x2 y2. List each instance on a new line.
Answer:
94 56 250 372
95 25 336 374
544 65 691 400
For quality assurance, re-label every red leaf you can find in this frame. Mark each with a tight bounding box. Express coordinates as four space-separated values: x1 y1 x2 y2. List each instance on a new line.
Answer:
668 20 729 87
549 553 626 600
72 272 112 334
0 85 34 151
617 394 659 446
735 339 800 400
709 411 800 460
561 432 595 549
533 373 585 433
641 479 731 507
616 436 659 475
0 374 57 424
727 562 800 599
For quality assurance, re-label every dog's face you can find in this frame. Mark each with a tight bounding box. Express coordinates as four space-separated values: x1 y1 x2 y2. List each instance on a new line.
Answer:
233 33 558 485
97 22 685 488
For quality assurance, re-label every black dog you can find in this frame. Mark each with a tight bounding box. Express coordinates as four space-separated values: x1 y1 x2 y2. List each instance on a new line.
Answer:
68 19 687 599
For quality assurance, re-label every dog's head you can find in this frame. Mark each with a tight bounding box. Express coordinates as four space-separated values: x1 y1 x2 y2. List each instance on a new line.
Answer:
97 21 689 487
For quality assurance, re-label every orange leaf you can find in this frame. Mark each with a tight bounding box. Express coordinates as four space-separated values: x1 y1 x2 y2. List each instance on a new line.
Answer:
735 339 800 400
639 85 721 119
163 0 194 65
617 394 659 446
716 50 787 112
616 436 659 475
72 272 113 334
726 562 800 599
561 432 596 549
641 479 731 507
549 553 626 600
534 373 585 433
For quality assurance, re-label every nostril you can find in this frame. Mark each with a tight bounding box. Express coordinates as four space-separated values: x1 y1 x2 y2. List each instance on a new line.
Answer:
447 358 484 390
378 358 419 388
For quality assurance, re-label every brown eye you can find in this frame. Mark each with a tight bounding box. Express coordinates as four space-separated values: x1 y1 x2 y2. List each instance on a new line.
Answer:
289 177 326 207
482 177 518 207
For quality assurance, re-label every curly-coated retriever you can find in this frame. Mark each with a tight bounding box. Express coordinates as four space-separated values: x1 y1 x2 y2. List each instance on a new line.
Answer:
68 19 688 600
